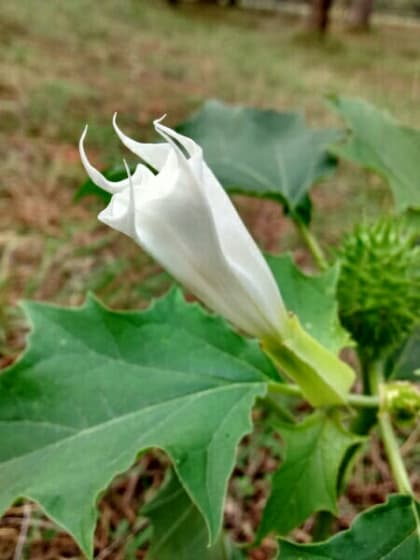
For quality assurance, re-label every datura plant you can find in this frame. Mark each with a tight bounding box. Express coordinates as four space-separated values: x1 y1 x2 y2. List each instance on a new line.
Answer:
0 97 419 560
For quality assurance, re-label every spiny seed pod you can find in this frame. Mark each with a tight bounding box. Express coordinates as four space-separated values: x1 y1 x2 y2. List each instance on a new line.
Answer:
337 217 420 360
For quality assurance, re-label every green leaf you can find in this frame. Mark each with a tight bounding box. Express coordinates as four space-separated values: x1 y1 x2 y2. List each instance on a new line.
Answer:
258 412 362 537
267 254 351 353
0 289 267 558
387 326 420 381
329 96 420 212
177 100 341 220
145 287 279 382
279 494 420 559
144 470 244 560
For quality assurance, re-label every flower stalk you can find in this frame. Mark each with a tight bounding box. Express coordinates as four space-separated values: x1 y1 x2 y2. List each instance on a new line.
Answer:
294 219 329 271
267 381 379 408
378 407 413 495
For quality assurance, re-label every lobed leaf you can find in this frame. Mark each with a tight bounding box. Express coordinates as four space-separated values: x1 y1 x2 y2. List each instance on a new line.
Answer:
258 412 361 537
0 289 268 558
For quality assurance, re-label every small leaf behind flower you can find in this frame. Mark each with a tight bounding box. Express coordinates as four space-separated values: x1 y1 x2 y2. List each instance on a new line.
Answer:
144 470 244 560
258 412 362 538
177 100 341 222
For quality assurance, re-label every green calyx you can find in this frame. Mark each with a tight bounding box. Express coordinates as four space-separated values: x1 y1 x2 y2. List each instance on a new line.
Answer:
263 314 355 407
337 217 420 360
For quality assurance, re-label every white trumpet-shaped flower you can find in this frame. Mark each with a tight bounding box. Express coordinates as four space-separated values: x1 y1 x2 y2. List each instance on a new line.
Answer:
79 116 289 340
79 116 356 406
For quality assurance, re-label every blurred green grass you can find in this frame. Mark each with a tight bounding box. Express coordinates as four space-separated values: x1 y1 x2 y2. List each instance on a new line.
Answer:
0 0 419 316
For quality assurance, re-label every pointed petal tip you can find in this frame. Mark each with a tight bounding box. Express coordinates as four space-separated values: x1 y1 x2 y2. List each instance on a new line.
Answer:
79 124 88 147
79 125 90 161
79 129 129 196
153 117 178 148
112 113 136 148
112 112 123 137
153 114 168 128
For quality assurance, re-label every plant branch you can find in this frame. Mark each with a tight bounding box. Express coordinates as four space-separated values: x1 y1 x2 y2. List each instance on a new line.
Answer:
267 381 379 408
350 352 379 435
295 220 329 271
378 409 413 495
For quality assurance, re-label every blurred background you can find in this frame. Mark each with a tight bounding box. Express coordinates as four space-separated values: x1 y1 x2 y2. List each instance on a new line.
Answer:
0 0 419 558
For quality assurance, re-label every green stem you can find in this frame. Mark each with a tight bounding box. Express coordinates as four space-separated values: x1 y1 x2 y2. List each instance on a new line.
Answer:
339 357 381 499
378 409 412 495
267 382 379 409
369 362 413 495
367 359 382 395
295 220 329 271
350 353 379 435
